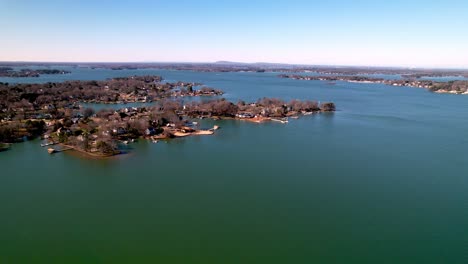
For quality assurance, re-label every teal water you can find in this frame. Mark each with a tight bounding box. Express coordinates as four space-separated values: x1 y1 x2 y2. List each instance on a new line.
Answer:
1 68 468 263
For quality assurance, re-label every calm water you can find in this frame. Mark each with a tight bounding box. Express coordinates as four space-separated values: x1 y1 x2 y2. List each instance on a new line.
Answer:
1 68 468 263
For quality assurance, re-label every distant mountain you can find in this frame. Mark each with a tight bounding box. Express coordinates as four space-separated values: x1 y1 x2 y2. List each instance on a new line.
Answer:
214 61 250 65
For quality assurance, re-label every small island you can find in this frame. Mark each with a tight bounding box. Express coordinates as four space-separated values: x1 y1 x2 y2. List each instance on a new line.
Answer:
0 75 335 157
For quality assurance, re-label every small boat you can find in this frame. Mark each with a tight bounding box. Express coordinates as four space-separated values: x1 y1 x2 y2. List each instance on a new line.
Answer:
152 139 159 144
271 118 289 124
0 143 11 152
213 125 220 130
122 140 129 145
47 148 56 154
290 116 299 119
41 142 56 147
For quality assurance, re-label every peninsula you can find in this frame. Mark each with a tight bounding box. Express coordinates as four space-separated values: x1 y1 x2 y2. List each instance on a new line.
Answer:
278 74 468 94
0 67 71 78
0 75 335 156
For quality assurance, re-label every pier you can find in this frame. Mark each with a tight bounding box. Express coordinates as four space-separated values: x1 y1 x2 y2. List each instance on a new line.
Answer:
47 146 73 154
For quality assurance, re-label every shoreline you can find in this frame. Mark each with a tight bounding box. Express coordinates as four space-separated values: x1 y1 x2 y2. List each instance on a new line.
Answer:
58 143 119 158
42 112 319 158
35 109 330 158
50 126 219 159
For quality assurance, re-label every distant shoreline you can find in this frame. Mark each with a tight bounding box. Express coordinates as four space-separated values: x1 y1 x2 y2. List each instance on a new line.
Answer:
1 62 468 76
278 74 468 95
1 61 467 71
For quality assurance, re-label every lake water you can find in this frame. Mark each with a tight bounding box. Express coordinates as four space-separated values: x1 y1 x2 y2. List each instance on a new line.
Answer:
1 68 468 263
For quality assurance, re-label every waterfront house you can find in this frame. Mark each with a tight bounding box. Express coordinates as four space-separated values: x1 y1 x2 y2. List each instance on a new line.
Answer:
56 127 72 136
145 127 157 136
112 127 127 135
236 112 254 118
43 104 55 110
117 127 127 135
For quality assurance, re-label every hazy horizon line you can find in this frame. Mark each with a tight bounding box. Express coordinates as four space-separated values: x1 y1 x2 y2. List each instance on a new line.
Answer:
1 60 467 70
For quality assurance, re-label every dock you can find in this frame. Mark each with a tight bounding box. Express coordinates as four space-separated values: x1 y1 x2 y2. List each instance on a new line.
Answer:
47 146 73 154
208 125 220 132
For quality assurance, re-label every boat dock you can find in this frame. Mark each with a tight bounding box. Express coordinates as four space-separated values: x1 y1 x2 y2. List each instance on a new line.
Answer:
47 146 73 154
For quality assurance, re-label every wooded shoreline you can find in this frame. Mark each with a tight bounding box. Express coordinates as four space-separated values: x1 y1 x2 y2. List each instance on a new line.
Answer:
0 75 335 157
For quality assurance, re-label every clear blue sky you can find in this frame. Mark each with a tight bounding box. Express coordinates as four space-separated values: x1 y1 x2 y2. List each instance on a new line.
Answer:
1 0 468 68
